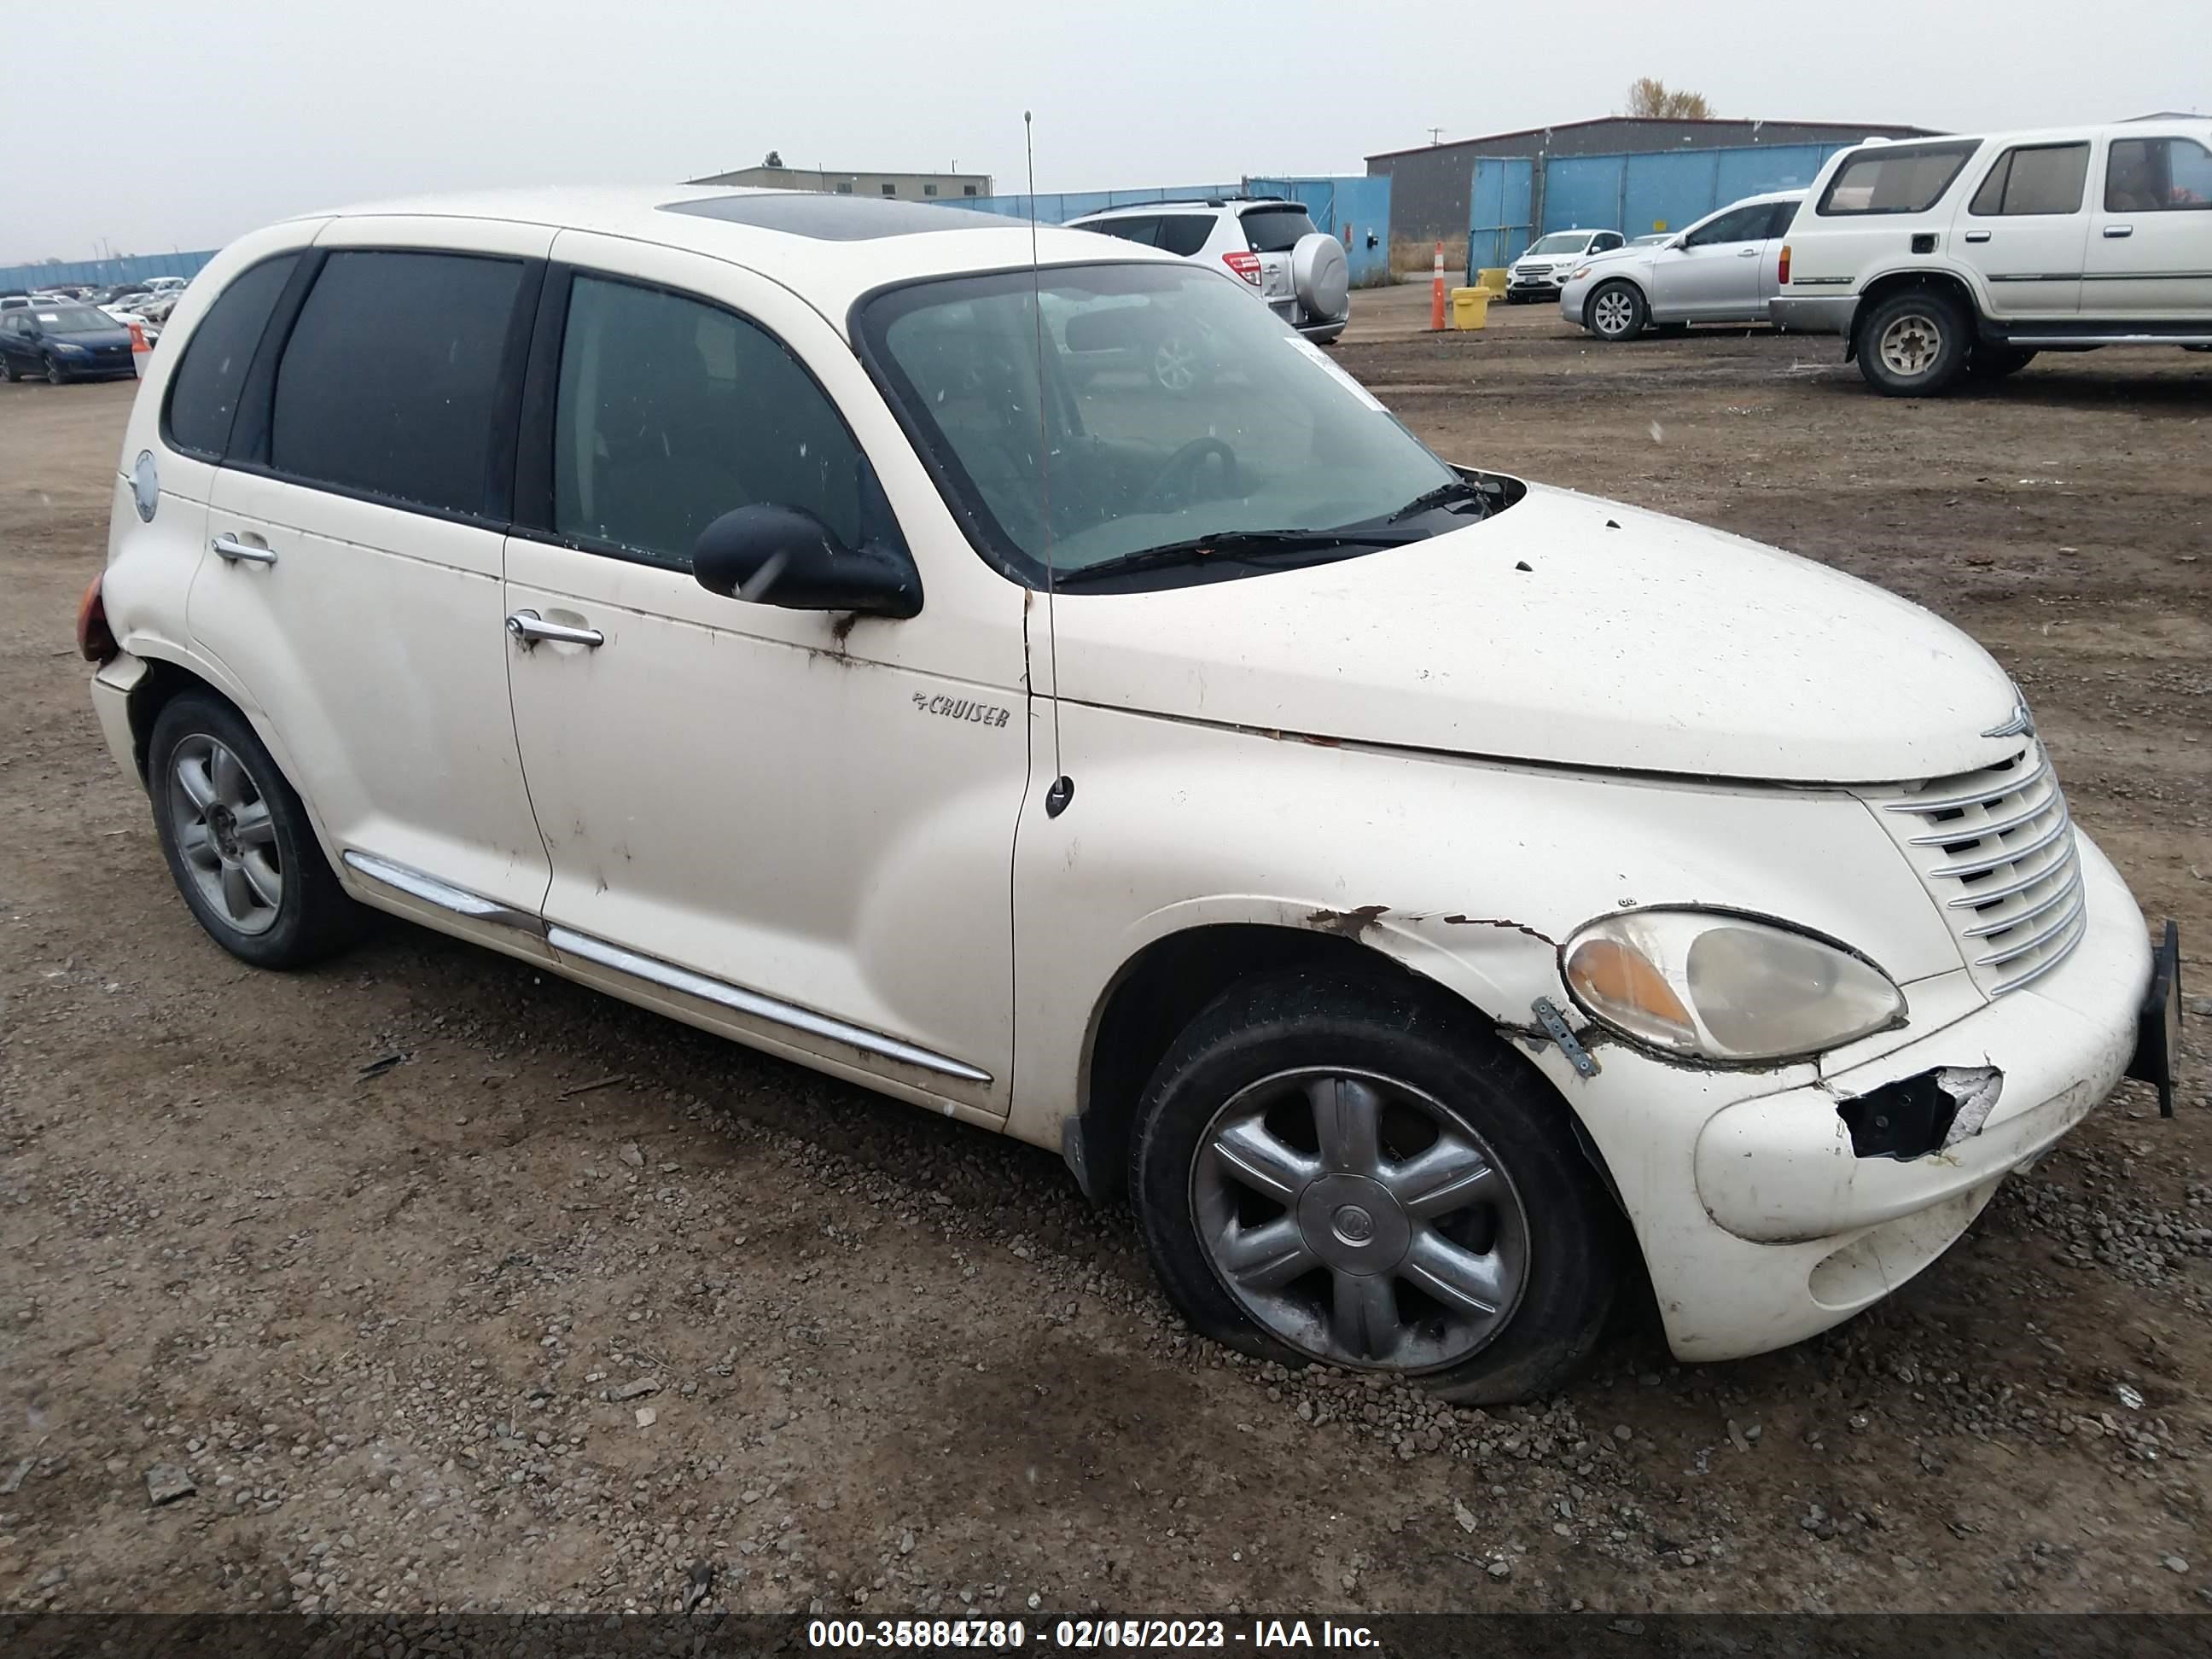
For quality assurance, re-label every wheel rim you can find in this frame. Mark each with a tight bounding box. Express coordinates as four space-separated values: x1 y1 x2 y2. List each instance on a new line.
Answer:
1154 337 1196 393
169 734 283 935
46 358 65 384
1592 289 1634 336
1190 1067 1530 1373
1878 311 1943 378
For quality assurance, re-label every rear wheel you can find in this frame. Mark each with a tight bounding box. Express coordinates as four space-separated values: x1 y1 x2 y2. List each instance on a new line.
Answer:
1854 288 1970 396
1586 280 1646 341
0 356 17 382
1132 969 1621 1404
148 693 365 969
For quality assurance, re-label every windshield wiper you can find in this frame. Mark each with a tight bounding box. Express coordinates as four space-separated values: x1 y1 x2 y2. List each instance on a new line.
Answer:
1385 476 1495 524
1052 527 1421 586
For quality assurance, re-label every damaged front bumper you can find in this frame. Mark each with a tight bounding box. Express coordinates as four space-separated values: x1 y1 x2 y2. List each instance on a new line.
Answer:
1633 834 2158 1362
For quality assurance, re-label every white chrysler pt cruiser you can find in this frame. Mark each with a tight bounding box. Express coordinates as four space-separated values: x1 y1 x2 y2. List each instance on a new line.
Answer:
80 187 2181 1402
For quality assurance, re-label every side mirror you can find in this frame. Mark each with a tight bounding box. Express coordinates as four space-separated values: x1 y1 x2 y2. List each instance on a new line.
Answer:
691 504 921 620
1668 234 1691 251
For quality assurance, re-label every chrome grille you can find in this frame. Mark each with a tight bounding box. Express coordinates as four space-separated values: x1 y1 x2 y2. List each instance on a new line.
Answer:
1866 740 2086 996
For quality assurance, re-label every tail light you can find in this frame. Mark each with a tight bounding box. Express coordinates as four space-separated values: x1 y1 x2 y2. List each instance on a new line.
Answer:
1778 243 1791 285
76 570 118 664
1222 249 1261 286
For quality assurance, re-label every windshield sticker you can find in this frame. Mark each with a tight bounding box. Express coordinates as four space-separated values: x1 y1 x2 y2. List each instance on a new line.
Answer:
36 313 60 322
1285 335 1386 413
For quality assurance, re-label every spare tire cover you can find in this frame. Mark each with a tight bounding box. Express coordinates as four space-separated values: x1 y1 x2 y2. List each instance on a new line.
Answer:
1291 232 1350 322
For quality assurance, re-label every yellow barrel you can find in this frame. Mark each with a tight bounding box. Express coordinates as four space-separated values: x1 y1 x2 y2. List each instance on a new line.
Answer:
1450 287 1490 330
1476 267 1510 294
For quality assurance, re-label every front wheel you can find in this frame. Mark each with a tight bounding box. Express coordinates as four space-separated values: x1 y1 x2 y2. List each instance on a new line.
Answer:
1586 280 1646 341
1854 289 1970 396
44 356 69 386
1131 969 1621 1404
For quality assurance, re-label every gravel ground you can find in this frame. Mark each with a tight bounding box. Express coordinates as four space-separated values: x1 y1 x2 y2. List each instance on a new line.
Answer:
2 314 2208 1615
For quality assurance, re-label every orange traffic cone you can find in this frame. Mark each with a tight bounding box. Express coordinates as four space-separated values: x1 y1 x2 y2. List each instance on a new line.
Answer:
129 321 152 378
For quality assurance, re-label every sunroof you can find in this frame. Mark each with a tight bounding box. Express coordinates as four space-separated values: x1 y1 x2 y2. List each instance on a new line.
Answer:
659 193 1016 241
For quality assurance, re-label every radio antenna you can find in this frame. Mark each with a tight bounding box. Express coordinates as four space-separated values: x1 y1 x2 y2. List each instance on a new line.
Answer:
1027 109 1074 819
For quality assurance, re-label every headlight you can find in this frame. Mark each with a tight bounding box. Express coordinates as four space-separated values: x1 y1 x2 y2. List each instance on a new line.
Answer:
54 341 88 355
1562 909 1904 1062
1568 265 1593 281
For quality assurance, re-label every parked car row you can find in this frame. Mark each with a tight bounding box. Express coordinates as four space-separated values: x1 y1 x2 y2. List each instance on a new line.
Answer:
1534 116 2211 395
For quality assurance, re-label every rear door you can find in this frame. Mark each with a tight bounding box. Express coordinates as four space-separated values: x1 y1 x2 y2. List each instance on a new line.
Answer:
1951 139 2091 322
1644 203 1773 320
189 223 554 917
2086 131 2212 321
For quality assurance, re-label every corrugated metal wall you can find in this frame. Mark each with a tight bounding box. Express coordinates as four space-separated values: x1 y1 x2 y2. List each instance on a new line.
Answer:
948 177 1394 285
0 250 214 294
1540 143 1849 240
1465 159 1535 270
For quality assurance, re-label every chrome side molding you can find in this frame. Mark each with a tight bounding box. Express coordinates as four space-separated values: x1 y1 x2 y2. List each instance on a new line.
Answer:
545 926 992 1086
341 850 547 934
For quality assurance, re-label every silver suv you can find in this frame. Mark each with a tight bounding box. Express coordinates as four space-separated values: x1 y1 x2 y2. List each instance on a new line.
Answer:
1068 197 1351 343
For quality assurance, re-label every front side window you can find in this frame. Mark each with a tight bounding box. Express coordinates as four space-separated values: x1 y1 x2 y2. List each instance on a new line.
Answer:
1970 143 2090 216
164 253 296 459
2106 137 2212 212
1818 141 1981 216
859 264 1458 586
553 274 876 571
271 250 525 515
1684 205 1772 247
1762 201 1802 238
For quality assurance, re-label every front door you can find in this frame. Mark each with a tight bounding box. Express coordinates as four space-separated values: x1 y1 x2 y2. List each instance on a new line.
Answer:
1644 202 1774 321
2086 131 2212 321
500 234 1029 1116
1952 139 2091 323
189 231 554 915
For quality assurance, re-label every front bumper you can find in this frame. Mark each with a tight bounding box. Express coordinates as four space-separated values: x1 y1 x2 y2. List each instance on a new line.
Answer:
1769 292 1858 335
1603 831 2157 1362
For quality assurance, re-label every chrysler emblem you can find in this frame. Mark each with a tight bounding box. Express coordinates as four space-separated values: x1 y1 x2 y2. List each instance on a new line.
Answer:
1982 704 2034 741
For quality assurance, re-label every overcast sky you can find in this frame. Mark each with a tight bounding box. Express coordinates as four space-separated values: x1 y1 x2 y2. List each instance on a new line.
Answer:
3 0 2203 265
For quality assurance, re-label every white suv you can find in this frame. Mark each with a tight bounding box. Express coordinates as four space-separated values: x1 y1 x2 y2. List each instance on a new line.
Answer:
82 186 2180 1404
1067 197 1350 343
1504 228 1626 302
1772 120 2212 393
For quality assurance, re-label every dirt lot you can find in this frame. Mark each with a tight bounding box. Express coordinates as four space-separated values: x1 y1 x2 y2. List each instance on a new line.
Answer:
3 300 2208 1618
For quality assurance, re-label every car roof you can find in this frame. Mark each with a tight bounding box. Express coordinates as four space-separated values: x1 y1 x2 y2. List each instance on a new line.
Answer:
1836 119 2209 153
280 185 1182 330
1071 197 1295 220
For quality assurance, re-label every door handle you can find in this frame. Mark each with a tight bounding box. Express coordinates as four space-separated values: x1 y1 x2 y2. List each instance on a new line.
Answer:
1963 230 1992 244
211 533 276 565
1736 246 1758 258
505 608 603 649
2103 224 2133 239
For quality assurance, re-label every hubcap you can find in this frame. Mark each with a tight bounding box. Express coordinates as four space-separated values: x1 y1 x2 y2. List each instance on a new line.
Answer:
1153 337 1196 393
1191 1068 1530 1373
1878 312 1942 378
1592 290 1633 335
168 734 283 935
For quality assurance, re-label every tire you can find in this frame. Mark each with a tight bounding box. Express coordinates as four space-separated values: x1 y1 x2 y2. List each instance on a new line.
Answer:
1585 280 1646 342
1151 331 1208 395
148 693 365 969
0 356 17 382
44 356 68 386
1967 346 2037 380
1132 968 1621 1404
1853 288 1970 396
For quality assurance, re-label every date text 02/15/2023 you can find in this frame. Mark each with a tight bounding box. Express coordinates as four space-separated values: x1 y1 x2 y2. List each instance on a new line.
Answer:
805 1617 1382 1649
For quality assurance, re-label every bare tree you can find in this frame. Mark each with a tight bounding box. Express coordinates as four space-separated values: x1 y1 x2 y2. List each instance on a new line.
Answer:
1624 78 1715 120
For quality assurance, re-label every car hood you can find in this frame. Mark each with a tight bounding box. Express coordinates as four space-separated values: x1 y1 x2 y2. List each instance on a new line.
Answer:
56 326 133 346
1051 483 2023 784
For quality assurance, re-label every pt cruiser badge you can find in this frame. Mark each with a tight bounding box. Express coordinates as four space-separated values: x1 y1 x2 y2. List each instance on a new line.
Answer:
914 691 1012 729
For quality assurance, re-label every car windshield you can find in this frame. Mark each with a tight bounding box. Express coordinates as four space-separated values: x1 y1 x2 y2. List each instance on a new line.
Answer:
859 264 1458 584
41 308 118 334
1526 233 1591 255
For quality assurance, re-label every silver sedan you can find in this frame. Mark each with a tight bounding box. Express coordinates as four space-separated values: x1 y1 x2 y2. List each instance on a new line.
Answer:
1557 191 1803 341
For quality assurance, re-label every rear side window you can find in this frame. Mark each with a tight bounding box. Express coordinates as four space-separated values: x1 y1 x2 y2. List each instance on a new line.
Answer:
271 250 525 516
1817 142 1980 216
1155 216 1215 257
1970 143 2090 216
1241 206 1318 252
163 254 295 460
2106 137 2212 212
1083 217 1161 247
552 274 876 570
